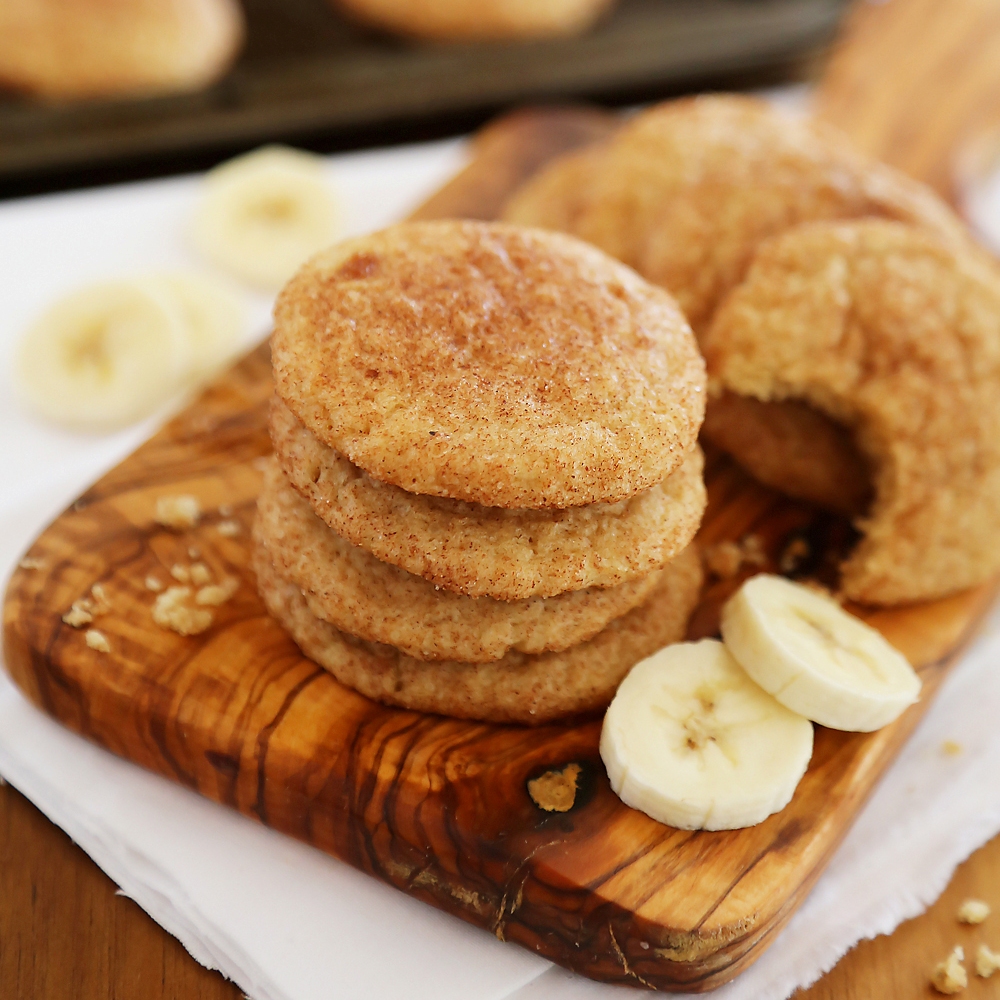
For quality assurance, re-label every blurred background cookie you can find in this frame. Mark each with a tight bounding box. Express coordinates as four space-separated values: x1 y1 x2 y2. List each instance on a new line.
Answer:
331 0 617 40
503 94 969 333
0 0 245 100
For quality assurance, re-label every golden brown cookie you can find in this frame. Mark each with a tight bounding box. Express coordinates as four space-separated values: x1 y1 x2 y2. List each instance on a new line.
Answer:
0 0 244 99
272 220 705 509
255 457 663 662
702 219 1000 605
330 0 615 41
270 396 706 600
253 538 703 725
701 391 871 516
502 94 970 332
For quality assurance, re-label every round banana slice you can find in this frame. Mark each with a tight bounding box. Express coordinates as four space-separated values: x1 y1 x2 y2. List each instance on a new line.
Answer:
147 273 246 380
720 575 921 732
16 280 192 431
190 146 340 289
601 639 814 831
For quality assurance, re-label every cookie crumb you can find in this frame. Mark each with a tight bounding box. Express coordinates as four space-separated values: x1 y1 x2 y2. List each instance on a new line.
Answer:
171 563 190 583
18 556 45 570
958 899 990 924
188 546 201 560
216 519 241 537
942 740 963 756
62 600 94 627
931 946 967 994
155 495 201 530
975 943 1000 978
89 583 111 615
85 629 111 653
196 576 239 606
152 587 213 636
704 540 742 578
527 763 582 813
189 562 212 586
145 575 164 592
218 504 233 517
779 536 811 575
703 534 769 579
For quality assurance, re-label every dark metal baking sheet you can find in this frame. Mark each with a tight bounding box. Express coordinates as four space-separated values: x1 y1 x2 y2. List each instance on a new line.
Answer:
0 0 845 196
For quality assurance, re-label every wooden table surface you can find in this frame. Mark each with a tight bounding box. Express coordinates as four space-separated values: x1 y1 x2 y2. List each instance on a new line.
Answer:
2 774 999 998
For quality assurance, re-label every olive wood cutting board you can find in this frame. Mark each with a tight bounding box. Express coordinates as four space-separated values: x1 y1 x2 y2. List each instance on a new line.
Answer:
3 108 998 993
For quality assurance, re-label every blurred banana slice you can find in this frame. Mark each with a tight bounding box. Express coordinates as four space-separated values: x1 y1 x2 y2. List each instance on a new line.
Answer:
600 639 814 831
190 146 340 289
147 273 245 380
17 273 247 431
16 280 193 431
720 575 921 732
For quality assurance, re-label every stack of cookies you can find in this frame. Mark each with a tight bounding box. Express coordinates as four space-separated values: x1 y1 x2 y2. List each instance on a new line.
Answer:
253 220 707 724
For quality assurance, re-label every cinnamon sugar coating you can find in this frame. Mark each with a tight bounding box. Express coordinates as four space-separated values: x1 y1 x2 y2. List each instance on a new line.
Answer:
503 94 969 333
269 396 705 600
703 220 1000 605
253 538 703 725
272 220 705 509
255 458 663 662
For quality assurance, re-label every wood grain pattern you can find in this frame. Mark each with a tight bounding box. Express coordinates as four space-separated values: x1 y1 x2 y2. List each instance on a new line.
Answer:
2 342 996 991
3 103 999 992
814 0 1000 202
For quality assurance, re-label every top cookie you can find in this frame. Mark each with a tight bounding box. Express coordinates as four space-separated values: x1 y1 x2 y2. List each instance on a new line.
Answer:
503 94 970 332
272 220 705 509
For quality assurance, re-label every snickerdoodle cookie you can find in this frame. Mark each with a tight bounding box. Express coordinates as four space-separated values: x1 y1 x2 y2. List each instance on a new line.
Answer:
253 539 703 724
255 457 664 662
702 219 1000 605
272 220 705 509
0 0 244 99
270 396 705 600
330 0 615 41
503 94 970 332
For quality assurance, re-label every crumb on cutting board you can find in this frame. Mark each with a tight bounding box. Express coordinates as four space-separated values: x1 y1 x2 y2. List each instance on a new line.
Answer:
942 740 963 756
62 583 112 628
155 494 201 530
190 562 212 586
196 577 239 606
217 519 241 537
152 587 213 636
85 629 111 653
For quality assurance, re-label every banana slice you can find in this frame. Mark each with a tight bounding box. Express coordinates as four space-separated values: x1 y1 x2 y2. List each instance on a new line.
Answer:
720 574 921 732
16 280 192 431
190 146 340 289
147 273 246 380
600 639 814 831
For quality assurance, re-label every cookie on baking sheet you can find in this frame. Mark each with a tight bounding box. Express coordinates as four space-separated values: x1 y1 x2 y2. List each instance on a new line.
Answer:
272 220 705 510
253 538 703 725
0 0 244 99
502 94 970 332
331 0 615 40
702 219 1000 605
270 396 706 601
255 457 664 662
